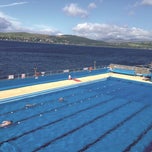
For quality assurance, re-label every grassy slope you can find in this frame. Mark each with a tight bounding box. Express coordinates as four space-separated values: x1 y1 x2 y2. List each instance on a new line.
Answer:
0 32 152 49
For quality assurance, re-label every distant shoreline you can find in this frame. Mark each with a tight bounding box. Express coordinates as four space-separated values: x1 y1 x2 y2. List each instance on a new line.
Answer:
0 32 152 50
0 39 152 51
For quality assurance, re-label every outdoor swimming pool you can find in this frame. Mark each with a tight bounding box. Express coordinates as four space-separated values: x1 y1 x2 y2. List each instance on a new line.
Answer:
0 77 152 152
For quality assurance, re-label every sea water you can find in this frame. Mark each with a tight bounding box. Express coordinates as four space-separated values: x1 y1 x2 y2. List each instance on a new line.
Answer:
0 40 152 77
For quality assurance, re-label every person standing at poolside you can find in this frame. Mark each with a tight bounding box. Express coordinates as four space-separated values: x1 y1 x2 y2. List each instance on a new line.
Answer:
68 74 72 80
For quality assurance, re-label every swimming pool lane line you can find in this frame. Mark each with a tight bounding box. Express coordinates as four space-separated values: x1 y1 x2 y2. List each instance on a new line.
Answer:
0 72 151 102
0 85 92 117
0 77 108 116
0 76 146 125
2 76 127 108
0 77 123 118
6 93 104 125
33 100 133 151
0 77 107 105
123 119 152 152
0 73 109 101
78 105 149 152
0 95 115 145
0 76 135 122
0 84 78 105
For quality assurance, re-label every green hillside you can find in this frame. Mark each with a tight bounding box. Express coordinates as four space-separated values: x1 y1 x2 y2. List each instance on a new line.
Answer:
0 32 107 46
0 32 152 49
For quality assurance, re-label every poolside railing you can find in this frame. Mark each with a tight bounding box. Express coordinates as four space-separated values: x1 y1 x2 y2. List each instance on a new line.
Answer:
2 64 151 81
0 65 108 81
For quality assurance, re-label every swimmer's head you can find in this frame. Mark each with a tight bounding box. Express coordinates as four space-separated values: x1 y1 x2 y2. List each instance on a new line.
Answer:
59 97 64 102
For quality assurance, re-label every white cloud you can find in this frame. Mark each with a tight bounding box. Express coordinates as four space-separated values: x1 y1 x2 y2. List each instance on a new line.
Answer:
134 0 152 7
88 2 97 9
63 3 88 18
32 25 62 35
73 22 152 41
0 2 28 8
0 12 22 32
141 0 152 5
0 12 61 35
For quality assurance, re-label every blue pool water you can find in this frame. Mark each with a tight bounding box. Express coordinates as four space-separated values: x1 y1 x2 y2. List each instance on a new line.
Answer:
0 77 152 152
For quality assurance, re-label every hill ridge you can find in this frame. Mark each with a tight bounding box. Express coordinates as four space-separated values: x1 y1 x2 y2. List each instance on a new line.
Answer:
0 32 152 49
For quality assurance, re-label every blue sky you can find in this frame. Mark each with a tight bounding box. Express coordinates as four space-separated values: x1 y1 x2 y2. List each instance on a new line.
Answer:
0 0 152 41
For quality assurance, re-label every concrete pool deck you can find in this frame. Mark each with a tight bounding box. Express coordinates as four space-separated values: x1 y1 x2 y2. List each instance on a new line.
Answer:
0 72 152 101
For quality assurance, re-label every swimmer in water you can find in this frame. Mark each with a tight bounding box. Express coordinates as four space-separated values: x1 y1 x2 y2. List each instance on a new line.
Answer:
0 120 13 128
58 97 64 102
25 104 35 108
